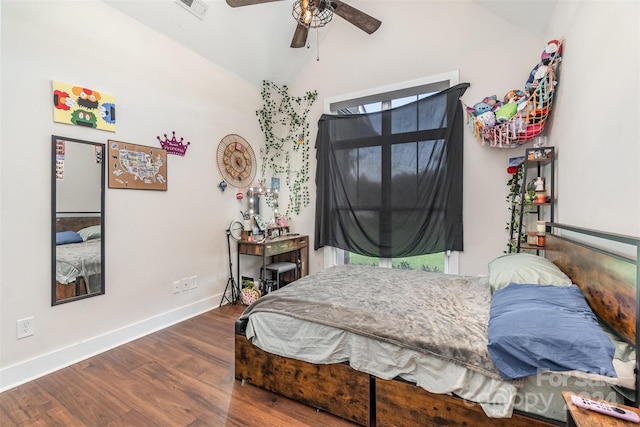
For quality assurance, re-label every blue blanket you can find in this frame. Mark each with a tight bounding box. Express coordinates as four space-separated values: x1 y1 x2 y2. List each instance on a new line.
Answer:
487 283 616 380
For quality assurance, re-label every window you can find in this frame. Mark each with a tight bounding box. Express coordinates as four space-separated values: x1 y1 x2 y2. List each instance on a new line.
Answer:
318 72 465 273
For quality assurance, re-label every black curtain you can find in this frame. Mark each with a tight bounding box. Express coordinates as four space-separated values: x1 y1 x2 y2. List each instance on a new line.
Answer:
314 83 469 258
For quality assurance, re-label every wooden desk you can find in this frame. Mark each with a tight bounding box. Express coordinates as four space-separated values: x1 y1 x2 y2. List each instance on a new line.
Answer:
563 391 640 426
237 234 309 289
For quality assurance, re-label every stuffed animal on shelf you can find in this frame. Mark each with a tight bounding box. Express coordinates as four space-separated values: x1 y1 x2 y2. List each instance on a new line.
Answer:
465 95 501 116
525 63 545 92
504 89 526 105
526 40 562 93
476 110 497 127
466 39 563 148
541 39 562 65
508 114 527 135
495 102 518 123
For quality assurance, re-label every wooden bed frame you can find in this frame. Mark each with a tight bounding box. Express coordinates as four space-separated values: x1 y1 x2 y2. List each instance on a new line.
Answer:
54 215 102 302
235 223 640 426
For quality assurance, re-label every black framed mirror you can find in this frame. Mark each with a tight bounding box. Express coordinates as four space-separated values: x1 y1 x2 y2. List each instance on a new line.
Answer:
51 135 105 305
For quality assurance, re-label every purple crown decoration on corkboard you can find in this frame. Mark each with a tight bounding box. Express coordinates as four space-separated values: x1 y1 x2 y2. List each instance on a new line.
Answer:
157 131 190 156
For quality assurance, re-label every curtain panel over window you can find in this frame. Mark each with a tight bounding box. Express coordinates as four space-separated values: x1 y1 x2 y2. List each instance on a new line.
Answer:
314 83 470 258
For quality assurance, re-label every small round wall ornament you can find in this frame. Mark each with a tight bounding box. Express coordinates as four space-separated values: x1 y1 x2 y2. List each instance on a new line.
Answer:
216 134 256 188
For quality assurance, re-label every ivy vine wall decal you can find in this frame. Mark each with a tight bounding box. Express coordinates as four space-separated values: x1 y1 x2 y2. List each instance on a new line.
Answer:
257 80 318 216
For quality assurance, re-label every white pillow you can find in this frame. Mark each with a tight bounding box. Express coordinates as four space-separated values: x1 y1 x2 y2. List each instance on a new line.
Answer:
488 253 572 292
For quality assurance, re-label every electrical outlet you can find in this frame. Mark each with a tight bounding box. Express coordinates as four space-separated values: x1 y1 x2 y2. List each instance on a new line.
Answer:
16 317 34 339
172 280 181 294
181 278 190 292
189 275 198 289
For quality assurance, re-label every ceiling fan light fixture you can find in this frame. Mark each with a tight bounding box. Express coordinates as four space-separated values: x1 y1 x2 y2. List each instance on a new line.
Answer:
292 0 334 28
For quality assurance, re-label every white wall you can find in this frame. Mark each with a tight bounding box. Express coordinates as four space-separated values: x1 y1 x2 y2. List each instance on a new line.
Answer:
545 0 640 235
0 0 262 389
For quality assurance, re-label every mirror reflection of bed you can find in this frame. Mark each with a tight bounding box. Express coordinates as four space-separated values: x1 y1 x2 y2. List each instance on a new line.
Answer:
54 216 103 301
52 136 105 305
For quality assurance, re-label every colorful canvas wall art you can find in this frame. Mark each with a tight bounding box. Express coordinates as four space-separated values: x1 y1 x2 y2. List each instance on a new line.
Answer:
52 81 116 132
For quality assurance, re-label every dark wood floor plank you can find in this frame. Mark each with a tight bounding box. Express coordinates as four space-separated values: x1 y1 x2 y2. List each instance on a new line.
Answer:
0 304 355 426
73 350 201 426
0 381 51 424
35 368 128 425
31 405 87 427
104 408 155 427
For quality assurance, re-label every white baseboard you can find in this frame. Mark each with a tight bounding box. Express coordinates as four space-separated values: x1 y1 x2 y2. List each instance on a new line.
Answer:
0 295 225 392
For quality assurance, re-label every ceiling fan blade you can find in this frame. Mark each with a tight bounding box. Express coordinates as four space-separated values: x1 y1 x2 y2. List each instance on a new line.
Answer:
290 24 309 48
226 0 282 7
331 0 381 34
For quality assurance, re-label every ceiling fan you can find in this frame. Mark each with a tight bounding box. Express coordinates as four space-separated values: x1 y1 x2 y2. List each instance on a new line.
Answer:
226 0 381 48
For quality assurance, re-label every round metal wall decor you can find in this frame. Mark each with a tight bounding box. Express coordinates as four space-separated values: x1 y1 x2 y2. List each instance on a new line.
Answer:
216 134 256 188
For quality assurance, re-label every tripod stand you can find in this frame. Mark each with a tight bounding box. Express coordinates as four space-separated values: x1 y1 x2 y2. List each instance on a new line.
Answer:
219 226 241 306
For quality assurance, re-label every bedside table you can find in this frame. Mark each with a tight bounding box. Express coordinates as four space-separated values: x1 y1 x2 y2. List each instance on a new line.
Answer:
563 391 640 426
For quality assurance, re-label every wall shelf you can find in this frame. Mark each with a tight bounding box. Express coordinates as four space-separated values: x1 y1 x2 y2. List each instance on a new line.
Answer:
511 146 555 253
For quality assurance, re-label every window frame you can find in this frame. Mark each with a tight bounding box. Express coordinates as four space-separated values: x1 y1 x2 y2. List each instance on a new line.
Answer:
322 71 461 274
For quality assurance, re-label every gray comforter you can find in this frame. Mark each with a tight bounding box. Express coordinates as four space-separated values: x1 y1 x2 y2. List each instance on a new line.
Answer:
56 239 101 288
240 265 501 380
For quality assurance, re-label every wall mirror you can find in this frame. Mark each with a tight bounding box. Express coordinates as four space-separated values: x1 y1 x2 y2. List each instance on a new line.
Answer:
51 135 105 305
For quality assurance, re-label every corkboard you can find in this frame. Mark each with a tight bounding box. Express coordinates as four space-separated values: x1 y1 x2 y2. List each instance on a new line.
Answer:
108 140 167 190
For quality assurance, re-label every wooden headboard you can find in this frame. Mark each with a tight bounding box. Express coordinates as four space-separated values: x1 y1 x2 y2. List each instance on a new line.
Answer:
545 223 640 404
55 216 101 233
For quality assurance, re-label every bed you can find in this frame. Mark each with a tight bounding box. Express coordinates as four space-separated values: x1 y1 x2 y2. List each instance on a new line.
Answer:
54 216 103 302
234 223 639 426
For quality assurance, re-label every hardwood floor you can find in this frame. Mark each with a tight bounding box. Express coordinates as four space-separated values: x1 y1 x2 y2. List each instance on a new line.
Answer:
0 304 356 426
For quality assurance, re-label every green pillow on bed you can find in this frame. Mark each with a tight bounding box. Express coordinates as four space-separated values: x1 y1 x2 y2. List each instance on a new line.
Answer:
488 253 572 292
77 225 101 241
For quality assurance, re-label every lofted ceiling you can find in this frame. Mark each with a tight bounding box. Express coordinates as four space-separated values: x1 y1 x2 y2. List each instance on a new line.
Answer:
103 0 557 86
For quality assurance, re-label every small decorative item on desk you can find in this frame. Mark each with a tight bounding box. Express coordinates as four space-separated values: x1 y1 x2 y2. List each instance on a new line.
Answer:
254 214 266 232
269 227 279 239
240 211 252 241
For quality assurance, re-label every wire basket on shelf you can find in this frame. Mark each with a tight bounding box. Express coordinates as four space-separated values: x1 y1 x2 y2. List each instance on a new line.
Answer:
467 40 563 149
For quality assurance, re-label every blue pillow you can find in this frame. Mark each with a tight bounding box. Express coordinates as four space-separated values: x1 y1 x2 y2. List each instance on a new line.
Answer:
488 283 616 380
56 231 83 245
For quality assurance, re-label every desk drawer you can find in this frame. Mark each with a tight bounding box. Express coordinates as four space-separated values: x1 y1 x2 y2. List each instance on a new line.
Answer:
264 236 307 256
237 241 261 256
